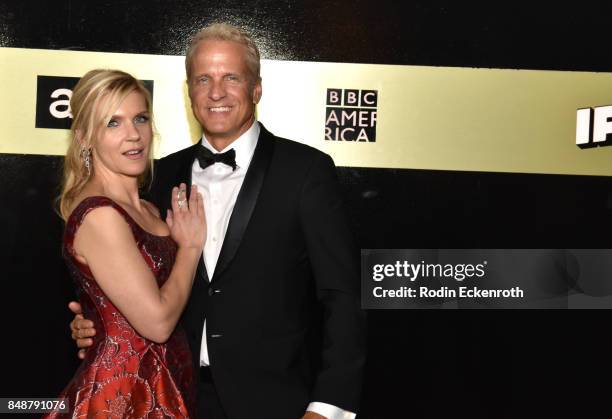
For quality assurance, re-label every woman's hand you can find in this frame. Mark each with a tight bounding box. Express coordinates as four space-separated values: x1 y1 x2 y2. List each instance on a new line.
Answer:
166 183 206 251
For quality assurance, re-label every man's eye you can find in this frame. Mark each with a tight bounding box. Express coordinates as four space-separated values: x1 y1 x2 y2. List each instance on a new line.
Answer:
197 77 208 84
226 75 238 81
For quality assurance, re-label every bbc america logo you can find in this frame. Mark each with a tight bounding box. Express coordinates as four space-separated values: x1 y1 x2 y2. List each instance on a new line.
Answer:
325 88 378 142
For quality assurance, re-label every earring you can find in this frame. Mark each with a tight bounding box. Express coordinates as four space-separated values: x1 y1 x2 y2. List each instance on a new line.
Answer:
80 146 91 176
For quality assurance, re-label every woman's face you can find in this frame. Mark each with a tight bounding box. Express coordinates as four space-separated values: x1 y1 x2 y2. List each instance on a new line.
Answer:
92 90 152 179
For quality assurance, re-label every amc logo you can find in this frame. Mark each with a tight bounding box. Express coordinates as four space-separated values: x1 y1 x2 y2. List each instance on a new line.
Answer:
576 106 612 148
35 75 154 130
35 76 79 129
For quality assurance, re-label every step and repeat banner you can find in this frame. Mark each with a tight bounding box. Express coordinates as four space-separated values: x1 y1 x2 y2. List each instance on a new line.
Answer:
2 47 612 176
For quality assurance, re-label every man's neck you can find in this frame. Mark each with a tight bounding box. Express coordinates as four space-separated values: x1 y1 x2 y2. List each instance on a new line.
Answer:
204 119 257 152
208 138 236 152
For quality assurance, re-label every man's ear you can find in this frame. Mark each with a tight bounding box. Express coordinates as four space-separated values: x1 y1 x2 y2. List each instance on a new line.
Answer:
186 78 193 98
252 78 262 104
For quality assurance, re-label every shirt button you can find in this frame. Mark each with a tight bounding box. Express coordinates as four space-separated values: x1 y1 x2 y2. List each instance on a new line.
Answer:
212 237 217 242
210 334 223 338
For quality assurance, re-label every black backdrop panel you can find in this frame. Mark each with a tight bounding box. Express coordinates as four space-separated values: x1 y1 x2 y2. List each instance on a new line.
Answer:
2 1 612 71
2 1 612 418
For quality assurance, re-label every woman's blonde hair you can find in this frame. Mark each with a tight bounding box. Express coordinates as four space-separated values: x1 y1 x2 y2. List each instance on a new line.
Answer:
58 69 153 219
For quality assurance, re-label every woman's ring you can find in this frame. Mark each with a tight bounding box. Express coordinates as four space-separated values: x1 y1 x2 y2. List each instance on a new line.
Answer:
177 189 187 208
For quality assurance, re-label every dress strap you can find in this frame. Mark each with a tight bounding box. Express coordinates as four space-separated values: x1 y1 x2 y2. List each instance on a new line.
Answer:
64 196 141 253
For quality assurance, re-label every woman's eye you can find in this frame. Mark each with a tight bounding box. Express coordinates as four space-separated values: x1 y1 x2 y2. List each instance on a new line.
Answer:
107 119 118 128
135 115 149 124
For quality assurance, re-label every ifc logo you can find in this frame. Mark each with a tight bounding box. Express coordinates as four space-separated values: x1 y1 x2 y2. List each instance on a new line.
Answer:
325 88 378 142
576 106 612 148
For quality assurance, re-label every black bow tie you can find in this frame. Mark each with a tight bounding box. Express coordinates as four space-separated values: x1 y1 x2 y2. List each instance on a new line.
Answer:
196 146 237 171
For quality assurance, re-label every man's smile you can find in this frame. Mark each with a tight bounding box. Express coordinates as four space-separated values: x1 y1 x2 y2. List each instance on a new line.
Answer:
208 106 232 112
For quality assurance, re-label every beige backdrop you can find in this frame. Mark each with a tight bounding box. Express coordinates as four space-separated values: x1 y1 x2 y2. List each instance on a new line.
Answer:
1 47 612 175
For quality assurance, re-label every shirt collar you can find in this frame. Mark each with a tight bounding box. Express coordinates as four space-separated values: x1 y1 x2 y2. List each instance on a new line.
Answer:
199 121 260 171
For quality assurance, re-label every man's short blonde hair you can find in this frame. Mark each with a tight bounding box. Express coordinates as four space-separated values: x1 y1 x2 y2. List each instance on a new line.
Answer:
185 23 261 83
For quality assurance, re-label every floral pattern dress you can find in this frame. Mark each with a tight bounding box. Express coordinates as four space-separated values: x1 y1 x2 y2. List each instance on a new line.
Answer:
45 196 195 418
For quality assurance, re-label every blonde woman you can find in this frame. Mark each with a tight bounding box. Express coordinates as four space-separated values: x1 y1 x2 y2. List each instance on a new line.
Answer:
46 69 204 418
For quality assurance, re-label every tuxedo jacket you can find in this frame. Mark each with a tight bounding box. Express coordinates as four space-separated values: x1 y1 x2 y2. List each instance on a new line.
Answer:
149 124 366 419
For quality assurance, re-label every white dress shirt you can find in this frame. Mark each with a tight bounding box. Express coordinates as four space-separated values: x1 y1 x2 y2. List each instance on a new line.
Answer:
192 121 356 419
193 122 259 366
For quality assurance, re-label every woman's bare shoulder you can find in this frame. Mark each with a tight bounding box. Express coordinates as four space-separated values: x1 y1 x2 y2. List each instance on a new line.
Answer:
67 187 109 217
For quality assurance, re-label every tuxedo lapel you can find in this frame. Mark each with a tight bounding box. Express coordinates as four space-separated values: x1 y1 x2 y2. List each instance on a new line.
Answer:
178 144 197 198
197 254 210 283
211 125 275 282
155 142 198 212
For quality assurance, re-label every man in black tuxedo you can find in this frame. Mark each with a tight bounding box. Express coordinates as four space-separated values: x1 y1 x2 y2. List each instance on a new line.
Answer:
70 23 365 419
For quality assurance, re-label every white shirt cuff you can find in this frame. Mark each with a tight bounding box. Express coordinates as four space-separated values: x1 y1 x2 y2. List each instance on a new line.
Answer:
307 402 356 419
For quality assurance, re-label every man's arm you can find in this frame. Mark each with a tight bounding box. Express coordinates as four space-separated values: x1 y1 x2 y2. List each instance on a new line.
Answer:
299 151 367 414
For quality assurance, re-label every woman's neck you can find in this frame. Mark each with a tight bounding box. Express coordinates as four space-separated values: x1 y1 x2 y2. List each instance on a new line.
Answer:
88 172 142 210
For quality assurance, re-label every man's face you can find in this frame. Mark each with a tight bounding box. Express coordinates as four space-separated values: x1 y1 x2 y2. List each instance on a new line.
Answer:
188 40 262 149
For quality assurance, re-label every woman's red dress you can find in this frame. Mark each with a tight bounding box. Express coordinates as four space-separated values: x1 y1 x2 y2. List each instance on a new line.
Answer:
45 196 195 418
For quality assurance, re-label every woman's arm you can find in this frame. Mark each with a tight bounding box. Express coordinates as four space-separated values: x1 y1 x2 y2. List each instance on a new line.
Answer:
75 185 205 343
